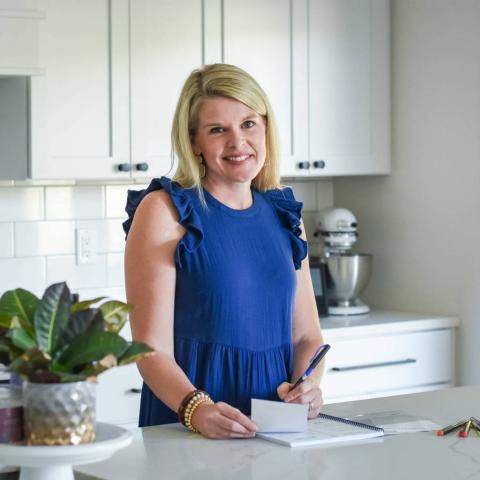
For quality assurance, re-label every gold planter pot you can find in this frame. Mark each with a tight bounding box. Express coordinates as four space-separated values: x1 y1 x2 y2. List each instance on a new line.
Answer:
23 381 96 446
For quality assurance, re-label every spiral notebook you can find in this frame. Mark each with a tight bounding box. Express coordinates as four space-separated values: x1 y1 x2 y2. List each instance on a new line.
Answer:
257 413 384 448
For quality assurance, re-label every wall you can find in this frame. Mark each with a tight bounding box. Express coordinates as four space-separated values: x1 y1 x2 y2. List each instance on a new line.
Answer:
334 0 480 385
0 178 333 300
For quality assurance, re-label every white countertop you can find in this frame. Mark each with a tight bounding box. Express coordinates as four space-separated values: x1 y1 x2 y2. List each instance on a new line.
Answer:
321 309 459 339
77 385 480 480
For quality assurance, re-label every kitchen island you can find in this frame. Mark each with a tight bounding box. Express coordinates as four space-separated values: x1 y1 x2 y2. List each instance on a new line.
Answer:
76 385 480 480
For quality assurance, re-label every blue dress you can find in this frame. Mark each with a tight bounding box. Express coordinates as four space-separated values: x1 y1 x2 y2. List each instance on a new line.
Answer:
123 177 307 426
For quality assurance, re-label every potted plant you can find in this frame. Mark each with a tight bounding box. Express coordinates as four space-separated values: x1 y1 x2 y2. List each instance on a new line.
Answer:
0 281 152 446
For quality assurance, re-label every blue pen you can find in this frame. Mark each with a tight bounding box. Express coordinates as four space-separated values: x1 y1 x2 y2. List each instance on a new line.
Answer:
291 344 331 389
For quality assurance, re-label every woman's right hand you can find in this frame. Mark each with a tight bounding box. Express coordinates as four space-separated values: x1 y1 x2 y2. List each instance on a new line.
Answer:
191 402 258 439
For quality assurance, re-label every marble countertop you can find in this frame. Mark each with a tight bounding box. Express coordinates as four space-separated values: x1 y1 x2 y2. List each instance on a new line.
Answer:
76 385 480 480
321 309 459 339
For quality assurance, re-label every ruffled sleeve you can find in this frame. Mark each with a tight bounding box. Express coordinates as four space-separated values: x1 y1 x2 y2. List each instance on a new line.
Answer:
122 176 203 269
264 187 308 270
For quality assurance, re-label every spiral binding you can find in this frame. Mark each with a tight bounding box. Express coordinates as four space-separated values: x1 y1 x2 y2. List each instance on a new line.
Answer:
318 413 384 432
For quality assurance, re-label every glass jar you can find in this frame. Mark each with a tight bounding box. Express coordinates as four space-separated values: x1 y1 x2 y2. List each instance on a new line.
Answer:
0 386 23 443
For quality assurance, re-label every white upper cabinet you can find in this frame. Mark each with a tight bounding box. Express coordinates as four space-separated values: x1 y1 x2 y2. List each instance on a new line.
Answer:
222 0 390 178
130 0 203 179
306 0 390 176
0 0 44 75
30 0 130 180
222 0 296 175
1 0 389 180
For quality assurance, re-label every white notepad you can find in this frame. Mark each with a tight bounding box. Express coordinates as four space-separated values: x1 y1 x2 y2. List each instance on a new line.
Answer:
251 398 308 433
257 412 385 448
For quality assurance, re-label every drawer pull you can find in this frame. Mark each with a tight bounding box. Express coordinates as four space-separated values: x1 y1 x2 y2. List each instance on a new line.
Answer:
330 358 417 372
127 388 142 394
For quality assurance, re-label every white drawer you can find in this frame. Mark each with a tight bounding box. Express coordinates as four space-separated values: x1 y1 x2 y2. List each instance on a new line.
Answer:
96 364 143 426
322 329 453 401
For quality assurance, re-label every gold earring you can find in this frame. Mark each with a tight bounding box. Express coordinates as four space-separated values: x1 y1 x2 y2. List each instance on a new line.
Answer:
196 154 206 178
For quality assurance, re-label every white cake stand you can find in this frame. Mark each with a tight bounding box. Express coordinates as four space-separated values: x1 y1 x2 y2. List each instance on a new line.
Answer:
0 422 132 480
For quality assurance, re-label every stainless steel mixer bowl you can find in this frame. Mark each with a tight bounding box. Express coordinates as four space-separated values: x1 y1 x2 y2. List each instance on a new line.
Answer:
324 253 373 306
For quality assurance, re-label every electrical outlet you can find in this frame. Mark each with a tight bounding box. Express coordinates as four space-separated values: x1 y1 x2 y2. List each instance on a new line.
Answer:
76 229 97 265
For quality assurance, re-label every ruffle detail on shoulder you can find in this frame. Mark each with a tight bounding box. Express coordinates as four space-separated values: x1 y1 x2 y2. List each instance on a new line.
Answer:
122 176 203 269
264 187 308 270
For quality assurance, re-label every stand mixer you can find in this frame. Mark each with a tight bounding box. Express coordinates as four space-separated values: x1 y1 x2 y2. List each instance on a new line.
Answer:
315 208 373 316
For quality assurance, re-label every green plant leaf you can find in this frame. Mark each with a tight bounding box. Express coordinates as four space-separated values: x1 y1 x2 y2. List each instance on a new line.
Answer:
7 348 52 380
61 308 104 344
78 353 118 378
56 330 128 371
118 341 153 365
71 297 106 313
33 282 72 355
0 313 16 329
0 289 38 335
0 334 22 365
7 327 36 351
55 372 93 383
100 301 133 333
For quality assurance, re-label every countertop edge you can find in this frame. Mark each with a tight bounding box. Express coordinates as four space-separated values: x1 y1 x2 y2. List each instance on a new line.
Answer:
321 310 459 339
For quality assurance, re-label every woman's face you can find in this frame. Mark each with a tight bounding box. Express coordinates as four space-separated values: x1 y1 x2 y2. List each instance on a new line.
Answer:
192 96 267 188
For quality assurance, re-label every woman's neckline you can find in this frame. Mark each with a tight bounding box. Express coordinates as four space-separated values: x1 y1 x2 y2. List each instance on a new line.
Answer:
202 187 261 217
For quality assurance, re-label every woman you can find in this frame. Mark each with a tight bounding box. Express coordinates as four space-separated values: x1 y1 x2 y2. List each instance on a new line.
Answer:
124 63 325 439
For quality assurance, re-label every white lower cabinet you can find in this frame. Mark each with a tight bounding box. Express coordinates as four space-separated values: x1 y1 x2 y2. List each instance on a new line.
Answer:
322 327 455 404
96 363 143 427
96 314 457 424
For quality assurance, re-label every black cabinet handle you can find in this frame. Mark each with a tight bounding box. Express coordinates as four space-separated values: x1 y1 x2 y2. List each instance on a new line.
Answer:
330 358 417 372
297 161 310 170
313 160 326 169
127 388 142 394
135 162 149 172
117 163 131 172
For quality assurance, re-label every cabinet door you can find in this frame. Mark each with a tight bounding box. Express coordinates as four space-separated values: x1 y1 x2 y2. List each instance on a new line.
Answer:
222 0 309 178
308 0 390 176
96 364 143 426
0 0 44 75
130 0 204 179
30 0 130 180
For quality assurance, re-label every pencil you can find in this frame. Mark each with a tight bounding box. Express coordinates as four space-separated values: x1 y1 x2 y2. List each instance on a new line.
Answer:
459 420 472 438
436 419 468 436
470 417 480 437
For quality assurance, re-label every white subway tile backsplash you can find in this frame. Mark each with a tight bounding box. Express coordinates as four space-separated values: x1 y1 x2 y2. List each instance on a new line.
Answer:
0 178 334 299
0 187 44 221
105 184 137 218
289 181 317 211
0 257 45 292
0 223 14 257
316 181 334 209
15 221 75 257
302 211 318 242
46 186 104 220
47 255 107 289
76 219 126 253
107 253 125 287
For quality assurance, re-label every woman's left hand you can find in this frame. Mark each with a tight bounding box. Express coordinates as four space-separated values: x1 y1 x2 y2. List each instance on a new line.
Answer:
277 380 324 419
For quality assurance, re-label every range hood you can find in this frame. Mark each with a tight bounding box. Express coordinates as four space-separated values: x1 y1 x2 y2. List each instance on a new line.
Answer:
0 4 45 76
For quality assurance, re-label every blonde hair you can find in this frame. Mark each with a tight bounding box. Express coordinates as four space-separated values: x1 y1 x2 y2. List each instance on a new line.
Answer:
171 63 281 193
